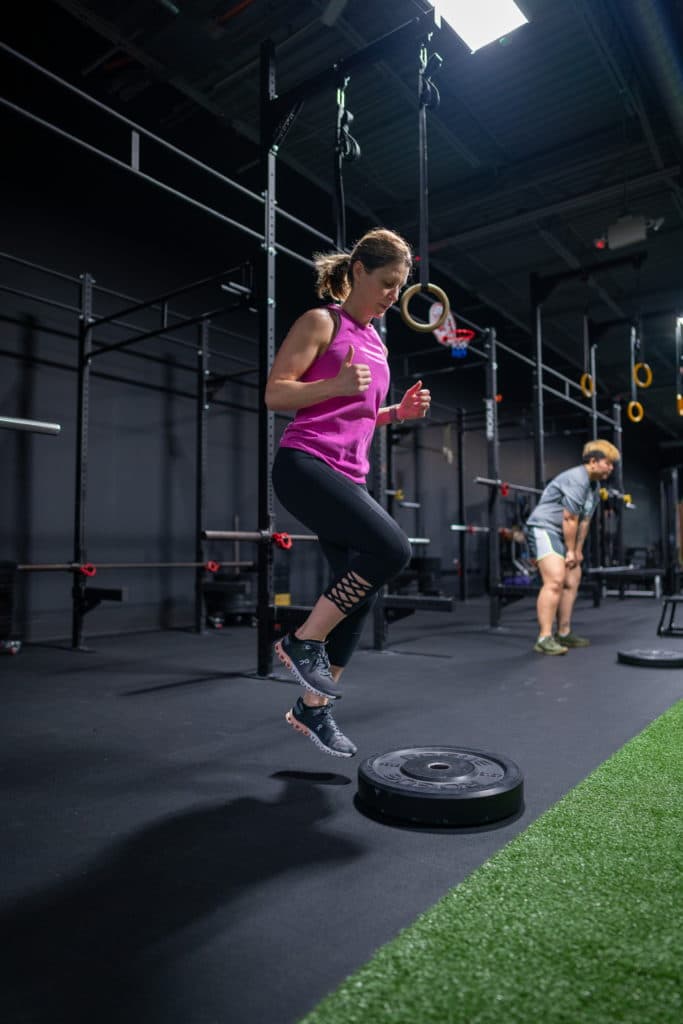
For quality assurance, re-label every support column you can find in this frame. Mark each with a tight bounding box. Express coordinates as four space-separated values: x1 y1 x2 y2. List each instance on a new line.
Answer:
530 285 545 492
485 330 501 628
588 338 600 567
72 272 94 650
195 321 210 634
456 408 466 601
612 402 624 566
372 316 389 651
257 41 277 676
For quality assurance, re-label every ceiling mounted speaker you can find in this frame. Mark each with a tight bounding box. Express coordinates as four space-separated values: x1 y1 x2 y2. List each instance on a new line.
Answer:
606 215 648 250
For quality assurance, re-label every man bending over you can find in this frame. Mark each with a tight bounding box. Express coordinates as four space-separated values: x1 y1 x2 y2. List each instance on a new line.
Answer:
524 439 619 655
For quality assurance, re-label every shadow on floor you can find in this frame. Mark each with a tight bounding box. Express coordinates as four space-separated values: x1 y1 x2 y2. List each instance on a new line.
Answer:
1 776 362 1024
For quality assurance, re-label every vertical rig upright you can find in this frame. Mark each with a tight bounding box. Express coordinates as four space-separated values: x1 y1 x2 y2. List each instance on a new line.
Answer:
456 408 467 601
72 272 94 649
484 329 501 628
195 321 210 634
372 316 389 652
529 274 546 493
589 339 600 566
258 41 277 676
611 401 625 566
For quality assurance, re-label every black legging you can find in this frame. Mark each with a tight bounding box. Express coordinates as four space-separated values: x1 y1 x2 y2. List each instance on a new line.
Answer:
272 447 412 666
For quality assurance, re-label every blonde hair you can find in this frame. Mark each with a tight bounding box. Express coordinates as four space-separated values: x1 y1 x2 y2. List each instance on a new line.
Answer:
313 228 412 301
582 439 620 463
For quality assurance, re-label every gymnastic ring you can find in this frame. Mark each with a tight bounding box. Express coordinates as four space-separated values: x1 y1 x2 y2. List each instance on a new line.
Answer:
579 372 594 398
677 394 683 416
627 400 644 423
400 283 450 333
633 362 653 388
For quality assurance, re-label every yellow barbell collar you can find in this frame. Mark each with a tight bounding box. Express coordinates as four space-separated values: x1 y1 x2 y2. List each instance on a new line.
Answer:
400 283 450 333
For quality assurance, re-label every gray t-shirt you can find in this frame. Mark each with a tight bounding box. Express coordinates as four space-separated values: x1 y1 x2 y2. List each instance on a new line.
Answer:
526 465 598 533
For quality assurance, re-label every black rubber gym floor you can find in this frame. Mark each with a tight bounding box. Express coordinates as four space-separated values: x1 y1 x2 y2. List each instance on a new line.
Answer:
2 597 682 1024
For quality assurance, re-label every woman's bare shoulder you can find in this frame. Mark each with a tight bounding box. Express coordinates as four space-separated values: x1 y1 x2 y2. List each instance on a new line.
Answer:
295 306 336 330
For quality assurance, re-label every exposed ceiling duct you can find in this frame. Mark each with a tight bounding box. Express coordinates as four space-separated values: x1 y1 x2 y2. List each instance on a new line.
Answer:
623 0 683 153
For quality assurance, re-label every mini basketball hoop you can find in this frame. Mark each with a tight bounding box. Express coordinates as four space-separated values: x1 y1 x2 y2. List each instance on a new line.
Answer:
428 302 473 358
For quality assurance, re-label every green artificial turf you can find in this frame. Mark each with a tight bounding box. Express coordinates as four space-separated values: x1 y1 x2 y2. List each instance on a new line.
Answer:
301 699 683 1024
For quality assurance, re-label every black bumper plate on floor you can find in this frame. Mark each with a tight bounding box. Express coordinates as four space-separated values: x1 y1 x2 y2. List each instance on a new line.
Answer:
357 746 524 827
617 648 683 668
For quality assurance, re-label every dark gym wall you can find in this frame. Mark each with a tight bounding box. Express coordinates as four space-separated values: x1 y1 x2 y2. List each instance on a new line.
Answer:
1 132 270 640
2 109 665 641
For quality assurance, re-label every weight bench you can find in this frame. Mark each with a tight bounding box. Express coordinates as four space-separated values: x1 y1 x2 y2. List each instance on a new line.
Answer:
656 595 683 637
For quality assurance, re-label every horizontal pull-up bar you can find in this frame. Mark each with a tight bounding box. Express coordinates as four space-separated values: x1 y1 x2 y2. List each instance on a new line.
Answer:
541 381 616 425
91 304 234 358
271 13 435 125
0 41 263 207
531 252 647 305
17 560 255 573
450 523 490 534
0 415 61 435
204 530 431 547
92 266 249 329
475 476 542 496
0 46 339 256
590 307 680 337
0 96 265 245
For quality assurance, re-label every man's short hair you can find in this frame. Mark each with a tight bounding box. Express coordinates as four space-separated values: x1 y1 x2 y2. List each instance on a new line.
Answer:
582 439 620 464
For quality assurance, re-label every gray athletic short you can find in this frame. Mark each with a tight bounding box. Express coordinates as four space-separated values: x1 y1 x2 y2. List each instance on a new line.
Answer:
525 525 566 561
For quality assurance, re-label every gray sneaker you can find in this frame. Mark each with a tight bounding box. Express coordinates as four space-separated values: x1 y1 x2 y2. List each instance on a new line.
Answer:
554 631 590 648
534 635 568 655
285 697 357 758
274 633 341 700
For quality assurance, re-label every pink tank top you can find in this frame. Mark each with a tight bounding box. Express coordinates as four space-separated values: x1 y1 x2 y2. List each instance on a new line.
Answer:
279 306 390 483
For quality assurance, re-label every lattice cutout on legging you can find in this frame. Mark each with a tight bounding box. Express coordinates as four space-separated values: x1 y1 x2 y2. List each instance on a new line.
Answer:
325 571 372 614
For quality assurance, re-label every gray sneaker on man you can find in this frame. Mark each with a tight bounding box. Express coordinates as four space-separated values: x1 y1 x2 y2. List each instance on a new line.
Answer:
534 635 568 655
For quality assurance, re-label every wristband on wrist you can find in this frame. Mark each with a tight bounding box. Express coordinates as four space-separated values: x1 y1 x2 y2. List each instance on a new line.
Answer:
390 405 404 423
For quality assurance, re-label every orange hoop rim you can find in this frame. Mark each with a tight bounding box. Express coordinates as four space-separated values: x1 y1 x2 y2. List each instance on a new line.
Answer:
400 283 450 333
580 372 594 398
627 399 644 423
633 362 653 388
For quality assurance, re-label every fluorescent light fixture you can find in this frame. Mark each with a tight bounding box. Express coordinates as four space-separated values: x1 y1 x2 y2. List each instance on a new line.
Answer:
429 0 528 52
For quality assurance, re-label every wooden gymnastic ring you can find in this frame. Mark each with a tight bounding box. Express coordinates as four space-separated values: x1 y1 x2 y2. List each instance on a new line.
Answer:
400 283 450 333
677 394 683 416
627 400 644 423
633 362 652 388
579 372 594 398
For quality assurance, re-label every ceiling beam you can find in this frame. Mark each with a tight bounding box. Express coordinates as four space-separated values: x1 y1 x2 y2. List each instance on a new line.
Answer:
428 166 679 252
